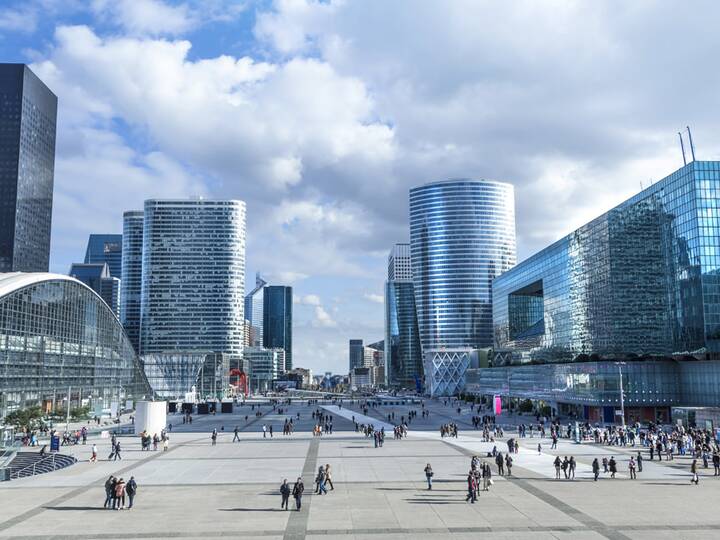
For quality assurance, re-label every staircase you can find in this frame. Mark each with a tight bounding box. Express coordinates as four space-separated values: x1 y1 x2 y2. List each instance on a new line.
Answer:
6 451 77 479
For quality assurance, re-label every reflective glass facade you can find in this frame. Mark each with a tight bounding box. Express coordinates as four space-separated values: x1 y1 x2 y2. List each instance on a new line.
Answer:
84 234 122 278
0 64 57 273
141 352 229 399
385 280 422 388
263 286 292 371
410 179 516 351
120 211 143 353
494 161 720 364
69 263 120 316
0 273 149 418
244 273 266 346
139 200 246 356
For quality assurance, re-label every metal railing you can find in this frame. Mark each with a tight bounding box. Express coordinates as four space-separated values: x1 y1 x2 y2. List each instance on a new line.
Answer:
9 453 61 479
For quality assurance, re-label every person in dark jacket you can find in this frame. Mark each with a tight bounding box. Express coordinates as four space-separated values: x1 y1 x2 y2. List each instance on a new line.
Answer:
609 456 617 478
292 478 304 510
104 476 115 508
126 477 137 509
592 458 600 481
280 479 291 510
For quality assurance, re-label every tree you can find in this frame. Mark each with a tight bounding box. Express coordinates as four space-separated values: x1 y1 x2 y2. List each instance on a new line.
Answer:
3 406 44 431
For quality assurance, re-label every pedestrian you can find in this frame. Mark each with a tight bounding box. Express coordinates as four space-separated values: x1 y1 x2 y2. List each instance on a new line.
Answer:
233 426 240 442
126 476 137 509
691 459 700 484
103 476 115 508
269 425 273 437
482 462 493 491
325 463 334 490
292 477 304 510
609 456 617 478
280 479 291 510
505 453 513 476
163 436 169 451
211 429 217 446
424 463 434 490
637 451 643 472
466 470 478 503
263 424 267 438
629 457 637 479
315 466 325 493
554 456 561 479
569 456 576 480
592 458 600 481
90 443 97 463
713 452 720 476
113 441 122 461
537 442 542 455
114 477 126 510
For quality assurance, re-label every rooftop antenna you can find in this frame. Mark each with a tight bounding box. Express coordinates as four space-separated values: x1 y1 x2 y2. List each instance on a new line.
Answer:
686 126 696 162
678 132 687 166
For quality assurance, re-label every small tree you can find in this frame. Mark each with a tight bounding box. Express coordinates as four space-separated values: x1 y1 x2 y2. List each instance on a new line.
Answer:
3 406 44 431
518 399 534 413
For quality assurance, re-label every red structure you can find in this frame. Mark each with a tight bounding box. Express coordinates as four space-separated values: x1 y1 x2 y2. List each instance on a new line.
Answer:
229 369 248 397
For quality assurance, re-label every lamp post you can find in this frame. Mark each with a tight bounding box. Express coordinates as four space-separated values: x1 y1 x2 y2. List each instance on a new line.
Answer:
615 362 626 429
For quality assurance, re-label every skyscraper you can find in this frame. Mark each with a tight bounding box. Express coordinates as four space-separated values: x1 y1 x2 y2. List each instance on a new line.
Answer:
0 64 57 273
349 339 364 371
263 285 292 371
120 211 144 353
410 179 516 395
244 273 267 346
385 243 422 389
84 234 122 278
139 199 246 356
69 262 121 316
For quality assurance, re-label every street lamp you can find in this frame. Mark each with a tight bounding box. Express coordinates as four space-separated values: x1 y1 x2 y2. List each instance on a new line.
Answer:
615 362 626 429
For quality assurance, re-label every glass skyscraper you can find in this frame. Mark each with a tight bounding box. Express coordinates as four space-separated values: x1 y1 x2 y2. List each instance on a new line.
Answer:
244 273 267 346
69 262 121 316
410 179 516 395
120 211 144 353
84 234 122 278
263 285 292 371
481 161 720 422
139 200 246 357
0 64 57 273
384 243 422 389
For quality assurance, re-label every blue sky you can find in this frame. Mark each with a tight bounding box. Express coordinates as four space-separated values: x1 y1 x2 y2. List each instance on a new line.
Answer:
3 0 720 374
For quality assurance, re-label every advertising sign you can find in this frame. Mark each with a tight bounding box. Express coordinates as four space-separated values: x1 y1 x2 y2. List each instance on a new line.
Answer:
493 395 502 415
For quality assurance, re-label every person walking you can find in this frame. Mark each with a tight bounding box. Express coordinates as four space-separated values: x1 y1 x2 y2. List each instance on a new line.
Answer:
609 456 617 478
424 463 434 490
554 456 561 479
505 453 513 476
280 479 291 510
637 451 643 473
90 443 98 463
629 457 637 479
466 470 478 503
691 459 700 485
569 456 576 480
113 441 122 461
592 458 600 481
325 464 334 490
233 426 240 442
713 452 720 476
126 477 137 509
292 477 304 510
482 462 493 491
163 436 169 451
211 429 217 446
262 425 267 438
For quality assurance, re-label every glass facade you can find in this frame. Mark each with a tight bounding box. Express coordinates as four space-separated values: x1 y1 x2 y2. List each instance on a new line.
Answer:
0 273 149 418
484 161 720 413
141 352 229 400
410 179 517 350
84 234 122 278
0 64 57 273
139 200 246 357
349 339 364 371
494 161 720 364
244 273 266 346
263 286 292 371
69 263 120 316
385 280 422 388
243 346 284 392
120 211 143 353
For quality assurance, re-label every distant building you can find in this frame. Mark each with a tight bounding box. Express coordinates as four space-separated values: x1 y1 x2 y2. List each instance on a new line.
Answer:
244 347 285 393
350 367 372 389
141 351 229 400
68 262 121 316
84 234 122 278
0 64 57 273
349 339 364 371
286 367 312 388
120 211 143 353
244 273 267 346
263 285 292 371
387 243 412 280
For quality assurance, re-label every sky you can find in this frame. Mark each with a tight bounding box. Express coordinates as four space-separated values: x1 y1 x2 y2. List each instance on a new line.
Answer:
3 0 720 375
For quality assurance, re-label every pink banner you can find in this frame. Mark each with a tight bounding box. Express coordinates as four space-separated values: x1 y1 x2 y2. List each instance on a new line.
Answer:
493 395 502 415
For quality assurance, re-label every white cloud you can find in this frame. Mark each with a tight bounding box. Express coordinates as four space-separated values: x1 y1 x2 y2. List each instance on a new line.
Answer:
91 0 194 36
313 305 337 328
363 293 383 304
297 294 321 306
0 5 37 32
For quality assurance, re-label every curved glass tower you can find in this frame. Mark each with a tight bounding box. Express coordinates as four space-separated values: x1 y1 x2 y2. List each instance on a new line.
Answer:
410 179 516 395
120 211 144 353
139 199 246 357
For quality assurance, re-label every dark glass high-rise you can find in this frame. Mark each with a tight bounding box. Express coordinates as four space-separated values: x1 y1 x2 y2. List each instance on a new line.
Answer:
263 285 293 371
0 64 57 272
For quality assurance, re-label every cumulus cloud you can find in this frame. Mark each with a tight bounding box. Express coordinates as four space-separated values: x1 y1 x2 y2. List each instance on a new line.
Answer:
363 293 383 304
91 0 193 36
296 294 321 306
313 305 337 328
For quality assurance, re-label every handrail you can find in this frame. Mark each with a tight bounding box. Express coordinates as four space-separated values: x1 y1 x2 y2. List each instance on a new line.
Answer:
0 449 18 469
9 453 58 479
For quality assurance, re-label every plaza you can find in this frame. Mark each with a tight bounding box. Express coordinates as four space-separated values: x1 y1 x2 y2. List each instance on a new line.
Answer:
1 399 719 540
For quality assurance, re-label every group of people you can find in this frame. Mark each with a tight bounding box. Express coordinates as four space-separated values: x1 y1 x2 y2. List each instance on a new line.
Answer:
139 430 168 451
103 475 138 510
439 423 458 438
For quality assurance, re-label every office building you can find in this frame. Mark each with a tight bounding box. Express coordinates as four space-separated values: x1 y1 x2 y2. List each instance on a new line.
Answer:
139 199 246 357
84 234 122 278
349 339 364 371
244 273 267 346
385 243 422 389
263 285 292 371
478 161 720 422
120 211 143 353
141 352 229 400
0 64 57 273
410 179 516 395
68 262 121 316
0 273 150 418
244 346 285 393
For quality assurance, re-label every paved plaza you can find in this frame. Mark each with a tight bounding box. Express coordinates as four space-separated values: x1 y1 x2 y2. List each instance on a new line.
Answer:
1 399 719 540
